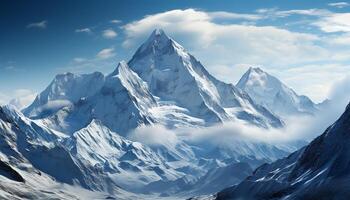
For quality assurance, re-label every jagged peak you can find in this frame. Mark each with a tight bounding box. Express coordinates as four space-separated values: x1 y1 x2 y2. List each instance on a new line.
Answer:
133 28 184 57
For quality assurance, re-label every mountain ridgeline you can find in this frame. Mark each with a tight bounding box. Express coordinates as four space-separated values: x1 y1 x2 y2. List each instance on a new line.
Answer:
23 29 283 136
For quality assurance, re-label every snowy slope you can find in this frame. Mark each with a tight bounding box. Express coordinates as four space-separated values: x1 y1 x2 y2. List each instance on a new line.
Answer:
34 61 156 135
215 101 350 200
23 72 105 119
237 67 318 116
63 119 185 192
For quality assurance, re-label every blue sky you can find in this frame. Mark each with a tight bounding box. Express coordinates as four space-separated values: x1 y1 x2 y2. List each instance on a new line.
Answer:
1 0 350 106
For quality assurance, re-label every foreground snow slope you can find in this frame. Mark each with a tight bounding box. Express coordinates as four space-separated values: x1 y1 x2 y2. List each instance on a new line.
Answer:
215 101 350 200
237 67 318 117
0 104 294 198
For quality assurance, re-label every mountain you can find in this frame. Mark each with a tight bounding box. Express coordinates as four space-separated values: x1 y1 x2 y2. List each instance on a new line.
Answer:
128 29 283 128
24 61 156 135
237 67 318 116
0 105 135 199
214 101 350 200
23 29 283 137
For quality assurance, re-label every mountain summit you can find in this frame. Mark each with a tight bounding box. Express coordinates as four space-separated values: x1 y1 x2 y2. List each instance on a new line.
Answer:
237 67 318 116
129 29 283 127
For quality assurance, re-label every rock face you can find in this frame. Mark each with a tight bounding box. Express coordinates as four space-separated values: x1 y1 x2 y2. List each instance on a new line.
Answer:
237 67 318 117
23 29 283 136
215 101 350 200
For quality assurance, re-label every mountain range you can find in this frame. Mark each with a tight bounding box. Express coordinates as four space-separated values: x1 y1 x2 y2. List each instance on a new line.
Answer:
0 29 337 199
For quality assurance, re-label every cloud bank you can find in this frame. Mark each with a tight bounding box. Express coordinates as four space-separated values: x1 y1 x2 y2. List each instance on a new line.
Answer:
121 8 350 102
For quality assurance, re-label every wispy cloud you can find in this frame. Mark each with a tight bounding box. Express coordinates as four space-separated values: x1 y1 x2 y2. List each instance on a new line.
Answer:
27 20 48 29
110 19 122 24
328 2 349 8
75 28 92 34
97 48 116 59
102 29 117 39
255 8 331 18
208 11 262 21
0 89 36 109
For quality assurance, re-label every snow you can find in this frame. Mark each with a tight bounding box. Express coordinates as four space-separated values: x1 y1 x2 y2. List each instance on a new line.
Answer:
237 67 319 117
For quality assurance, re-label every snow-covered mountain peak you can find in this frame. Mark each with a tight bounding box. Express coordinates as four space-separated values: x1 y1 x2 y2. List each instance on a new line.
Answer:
135 28 175 56
237 67 317 116
23 71 105 118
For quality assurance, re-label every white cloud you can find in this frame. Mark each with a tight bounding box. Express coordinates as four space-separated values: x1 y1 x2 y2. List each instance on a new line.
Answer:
313 13 350 32
208 11 262 21
0 93 8 105
102 29 117 39
75 28 92 34
0 89 36 109
96 48 116 59
73 57 87 63
328 2 350 8
123 9 324 66
255 8 330 18
27 20 48 29
110 19 122 24
122 8 350 102
128 125 178 148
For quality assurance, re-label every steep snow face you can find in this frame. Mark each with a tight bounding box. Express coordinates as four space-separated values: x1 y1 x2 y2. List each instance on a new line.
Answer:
237 67 318 116
63 120 185 192
37 62 157 135
215 102 350 200
0 105 90 188
129 29 283 128
0 106 137 199
23 72 105 119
